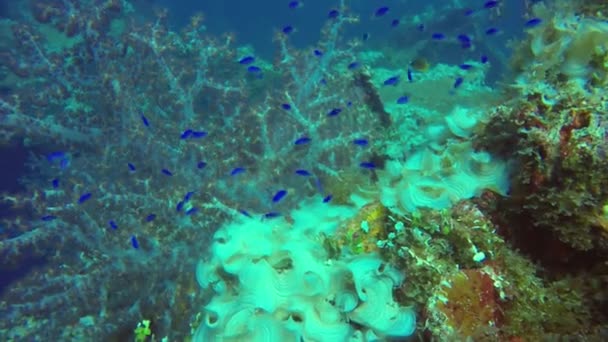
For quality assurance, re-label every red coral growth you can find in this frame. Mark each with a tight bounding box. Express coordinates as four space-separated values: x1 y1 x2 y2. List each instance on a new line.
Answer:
437 269 504 339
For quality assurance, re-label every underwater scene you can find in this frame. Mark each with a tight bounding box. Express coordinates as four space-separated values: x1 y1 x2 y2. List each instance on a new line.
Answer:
1 0 608 341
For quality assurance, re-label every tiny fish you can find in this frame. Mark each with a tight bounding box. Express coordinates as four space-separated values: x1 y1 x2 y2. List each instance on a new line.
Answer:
327 108 342 116
459 64 473 70
525 18 542 28
46 151 66 163
457 34 471 43
328 9 339 19
247 66 262 73
108 220 118 229
264 212 281 219
52 178 59 188
131 235 139 249
184 191 195 202
281 103 291 110
197 161 207 169
272 189 288 203
322 195 333 203
295 169 312 176
431 33 446 40
41 215 57 221
484 1 499 9
485 27 499 35
348 62 360 70
146 214 156 222
190 131 207 138
383 76 399 86
239 56 255 64
407 68 413 82
359 162 376 169
417 24 425 32
453 77 464 88
231 167 246 176
374 6 389 17
481 55 489 63
186 207 198 215
239 210 252 217
128 163 136 171
161 169 173 176
288 1 301 9
391 19 399 27
141 114 150 127
313 49 323 57
464 9 475 16
180 129 193 139
396 96 409 104
294 136 311 145
282 25 294 34
362 33 370 41
78 192 92 204
353 138 368 146
176 201 184 212
59 157 69 169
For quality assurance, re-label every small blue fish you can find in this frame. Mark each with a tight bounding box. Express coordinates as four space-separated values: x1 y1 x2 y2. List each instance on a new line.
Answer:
362 33 370 40
457 34 471 43
453 77 464 89
525 18 542 28
459 64 473 70
231 167 246 176
197 161 207 169
264 212 281 219
190 131 207 138
288 1 300 9
281 103 291 110
41 215 57 221
464 9 475 16
374 6 389 17
239 210 252 217
353 138 368 146
78 192 92 204
282 25 294 34
481 55 489 64
485 27 499 35
59 157 69 169
128 163 136 171
52 178 59 188
239 56 255 64
383 76 399 86
180 129 193 139
431 33 446 40
294 136 311 145
184 191 195 202
176 201 184 212
46 151 66 163
396 96 409 104
295 169 312 176
247 66 262 73
359 162 376 169
108 220 118 230
272 189 288 203
141 114 150 127
313 49 323 57
322 195 333 203
131 235 139 249
146 214 156 222
417 24 425 32
327 108 342 116
484 1 499 9
391 19 399 27
162 169 173 176
328 9 339 19
348 62 360 70
186 207 199 215
407 68 413 82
